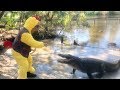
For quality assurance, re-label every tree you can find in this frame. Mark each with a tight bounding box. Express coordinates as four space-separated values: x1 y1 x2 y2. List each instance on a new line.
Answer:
0 11 5 20
0 11 89 39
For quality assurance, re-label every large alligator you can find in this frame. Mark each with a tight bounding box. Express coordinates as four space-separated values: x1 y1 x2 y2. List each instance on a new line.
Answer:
58 54 120 79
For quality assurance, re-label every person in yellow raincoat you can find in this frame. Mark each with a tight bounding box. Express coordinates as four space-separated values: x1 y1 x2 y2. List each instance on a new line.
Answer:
12 16 49 79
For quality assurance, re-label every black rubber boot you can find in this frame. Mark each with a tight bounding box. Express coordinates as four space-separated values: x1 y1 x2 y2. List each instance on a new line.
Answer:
27 72 37 77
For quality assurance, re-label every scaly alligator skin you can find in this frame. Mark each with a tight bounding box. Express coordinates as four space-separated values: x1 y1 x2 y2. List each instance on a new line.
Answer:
58 54 120 79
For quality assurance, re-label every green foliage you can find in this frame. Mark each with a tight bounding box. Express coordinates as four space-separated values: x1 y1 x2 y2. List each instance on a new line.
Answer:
1 11 20 30
109 11 116 15
0 11 89 36
85 11 95 16
85 11 102 16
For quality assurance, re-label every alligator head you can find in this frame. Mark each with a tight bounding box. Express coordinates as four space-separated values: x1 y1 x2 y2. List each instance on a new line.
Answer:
57 54 72 64
57 54 81 70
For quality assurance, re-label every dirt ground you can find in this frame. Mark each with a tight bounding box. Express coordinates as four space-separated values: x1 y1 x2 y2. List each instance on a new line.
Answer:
0 48 73 79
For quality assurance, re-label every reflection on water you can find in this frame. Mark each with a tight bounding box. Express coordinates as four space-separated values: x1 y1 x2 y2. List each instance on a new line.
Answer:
89 25 106 45
49 18 120 60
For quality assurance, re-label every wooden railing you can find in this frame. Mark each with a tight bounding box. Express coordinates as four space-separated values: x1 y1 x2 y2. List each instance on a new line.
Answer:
86 17 120 25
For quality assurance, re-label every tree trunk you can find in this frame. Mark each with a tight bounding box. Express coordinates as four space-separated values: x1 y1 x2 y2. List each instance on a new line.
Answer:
0 11 5 20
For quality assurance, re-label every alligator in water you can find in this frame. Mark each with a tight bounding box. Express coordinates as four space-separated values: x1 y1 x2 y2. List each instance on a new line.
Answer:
108 43 117 47
73 40 88 46
58 54 120 79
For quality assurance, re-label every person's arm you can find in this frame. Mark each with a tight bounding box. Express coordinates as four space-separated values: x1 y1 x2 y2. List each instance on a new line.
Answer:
21 33 44 48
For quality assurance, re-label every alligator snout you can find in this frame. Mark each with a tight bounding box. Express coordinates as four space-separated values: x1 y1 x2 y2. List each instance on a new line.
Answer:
57 58 70 64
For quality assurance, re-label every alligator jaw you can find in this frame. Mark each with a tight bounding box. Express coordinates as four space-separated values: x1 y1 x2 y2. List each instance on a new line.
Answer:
58 54 66 58
57 58 70 64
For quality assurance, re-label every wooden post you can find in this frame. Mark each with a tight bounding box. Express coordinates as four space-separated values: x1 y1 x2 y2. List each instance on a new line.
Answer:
94 19 95 25
105 18 107 27
61 35 64 44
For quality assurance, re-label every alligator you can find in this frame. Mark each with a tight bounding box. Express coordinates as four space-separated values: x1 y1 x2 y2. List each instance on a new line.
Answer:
108 43 117 48
58 54 120 79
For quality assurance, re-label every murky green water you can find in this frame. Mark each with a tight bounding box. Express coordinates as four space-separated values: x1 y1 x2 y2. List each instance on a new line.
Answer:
48 17 120 61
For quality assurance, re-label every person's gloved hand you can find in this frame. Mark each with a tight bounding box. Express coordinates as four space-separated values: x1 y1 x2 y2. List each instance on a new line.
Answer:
44 43 48 47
